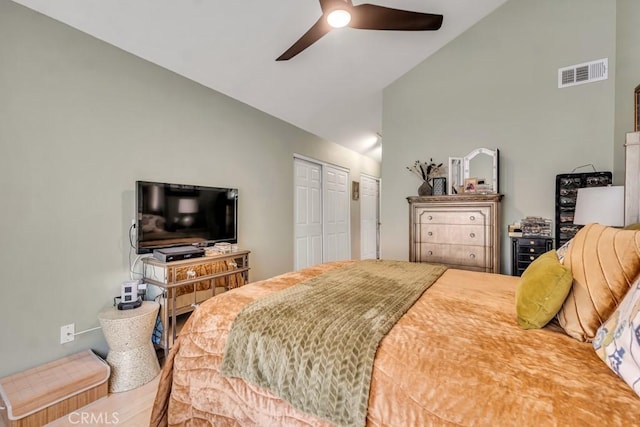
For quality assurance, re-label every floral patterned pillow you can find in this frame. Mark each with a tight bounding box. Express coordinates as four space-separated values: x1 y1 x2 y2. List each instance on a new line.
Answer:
593 278 640 397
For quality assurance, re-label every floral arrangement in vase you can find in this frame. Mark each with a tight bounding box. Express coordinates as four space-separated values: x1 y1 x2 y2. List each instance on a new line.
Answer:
406 158 443 196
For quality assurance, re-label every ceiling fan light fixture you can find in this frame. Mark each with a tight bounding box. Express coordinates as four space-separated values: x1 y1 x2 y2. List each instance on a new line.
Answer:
327 9 351 28
276 1 443 61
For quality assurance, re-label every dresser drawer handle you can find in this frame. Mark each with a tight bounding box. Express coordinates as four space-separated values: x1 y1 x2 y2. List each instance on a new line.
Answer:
529 240 536 245
469 253 476 259
428 231 433 236
470 233 476 238
529 256 535 261
469 215 476 221
428 251 433 256
529 248 535 253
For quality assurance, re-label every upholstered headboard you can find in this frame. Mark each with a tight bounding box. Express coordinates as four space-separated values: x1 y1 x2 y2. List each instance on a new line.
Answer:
626 132 640 225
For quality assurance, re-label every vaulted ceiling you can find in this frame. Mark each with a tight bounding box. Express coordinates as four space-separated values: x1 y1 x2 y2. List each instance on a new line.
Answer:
12 0 508 161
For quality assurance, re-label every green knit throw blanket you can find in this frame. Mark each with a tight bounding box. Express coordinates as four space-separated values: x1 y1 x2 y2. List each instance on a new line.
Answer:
220 260 447 427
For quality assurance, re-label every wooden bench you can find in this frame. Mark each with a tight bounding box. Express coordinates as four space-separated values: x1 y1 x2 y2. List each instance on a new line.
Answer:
0 350 110 427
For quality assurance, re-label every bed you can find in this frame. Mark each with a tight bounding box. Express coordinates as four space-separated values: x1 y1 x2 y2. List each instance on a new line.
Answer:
150 135 640 426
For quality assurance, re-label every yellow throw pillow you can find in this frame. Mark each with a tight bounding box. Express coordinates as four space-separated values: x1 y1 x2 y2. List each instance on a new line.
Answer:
557 223 640 342
516 250 573 329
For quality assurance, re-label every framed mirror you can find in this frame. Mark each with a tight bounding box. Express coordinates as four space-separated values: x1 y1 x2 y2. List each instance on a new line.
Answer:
463 148 499 193
448 157 463 195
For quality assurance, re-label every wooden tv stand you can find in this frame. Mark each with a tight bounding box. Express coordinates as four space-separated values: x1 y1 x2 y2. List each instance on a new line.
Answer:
142 250 250 356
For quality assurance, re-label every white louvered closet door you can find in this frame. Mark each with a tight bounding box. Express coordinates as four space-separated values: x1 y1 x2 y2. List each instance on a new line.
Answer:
293 158 351 270
294 158 323 270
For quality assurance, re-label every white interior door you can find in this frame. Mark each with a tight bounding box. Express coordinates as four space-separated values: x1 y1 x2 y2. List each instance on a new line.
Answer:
323 165 350 262
360 175 380 259
294 158 323 270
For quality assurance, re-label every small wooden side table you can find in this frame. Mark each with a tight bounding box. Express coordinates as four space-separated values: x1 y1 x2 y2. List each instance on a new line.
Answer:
98 301 160 392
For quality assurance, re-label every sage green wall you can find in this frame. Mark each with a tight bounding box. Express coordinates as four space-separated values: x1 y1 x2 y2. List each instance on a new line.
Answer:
0 0 379 377
614 0 640 182
381 0 617 271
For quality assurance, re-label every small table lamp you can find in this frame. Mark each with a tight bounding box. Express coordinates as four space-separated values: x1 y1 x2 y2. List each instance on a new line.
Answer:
178 198 199 227
573 186 625 227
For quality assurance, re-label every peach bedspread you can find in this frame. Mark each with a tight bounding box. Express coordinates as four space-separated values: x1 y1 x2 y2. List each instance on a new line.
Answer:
150 261 640 426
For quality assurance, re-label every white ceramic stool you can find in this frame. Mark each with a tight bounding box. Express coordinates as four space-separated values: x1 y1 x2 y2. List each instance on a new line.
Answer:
98 301 160 392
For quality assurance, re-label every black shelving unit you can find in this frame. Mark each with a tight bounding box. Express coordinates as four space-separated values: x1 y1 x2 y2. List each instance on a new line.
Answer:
511 237 554 277
555 171 612 247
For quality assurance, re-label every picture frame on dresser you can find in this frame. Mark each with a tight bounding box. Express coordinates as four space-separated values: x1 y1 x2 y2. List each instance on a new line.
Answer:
351 181 360 201
464 178 477 193
432 177 447 196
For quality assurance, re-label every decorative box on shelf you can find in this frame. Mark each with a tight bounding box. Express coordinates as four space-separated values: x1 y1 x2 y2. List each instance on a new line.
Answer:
520 216 552 238
508 223 522 238
431 177 447 196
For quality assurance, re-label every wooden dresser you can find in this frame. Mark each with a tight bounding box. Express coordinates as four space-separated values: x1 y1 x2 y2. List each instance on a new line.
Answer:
408 194 503 273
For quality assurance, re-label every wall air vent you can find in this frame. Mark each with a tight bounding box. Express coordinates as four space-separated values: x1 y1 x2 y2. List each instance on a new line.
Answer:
558 58 608 88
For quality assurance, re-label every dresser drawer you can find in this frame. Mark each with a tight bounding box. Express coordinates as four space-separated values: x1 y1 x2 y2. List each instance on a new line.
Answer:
517 245 547 256
416 243 490 269
415 206 491 226
516 238 550 254
517 253 541 263
416 223 490 246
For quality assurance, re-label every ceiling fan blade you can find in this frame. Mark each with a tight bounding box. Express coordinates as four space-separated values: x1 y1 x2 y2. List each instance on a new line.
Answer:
349 4 443 31
276 16 332 61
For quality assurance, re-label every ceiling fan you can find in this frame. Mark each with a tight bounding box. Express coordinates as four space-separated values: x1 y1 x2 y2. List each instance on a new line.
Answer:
276 0 444 61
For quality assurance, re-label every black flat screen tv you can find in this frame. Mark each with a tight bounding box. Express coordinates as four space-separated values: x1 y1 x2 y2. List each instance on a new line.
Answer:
135 180 238 254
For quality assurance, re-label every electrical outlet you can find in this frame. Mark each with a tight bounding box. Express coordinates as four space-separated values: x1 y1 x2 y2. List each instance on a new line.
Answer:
60 324 75 344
